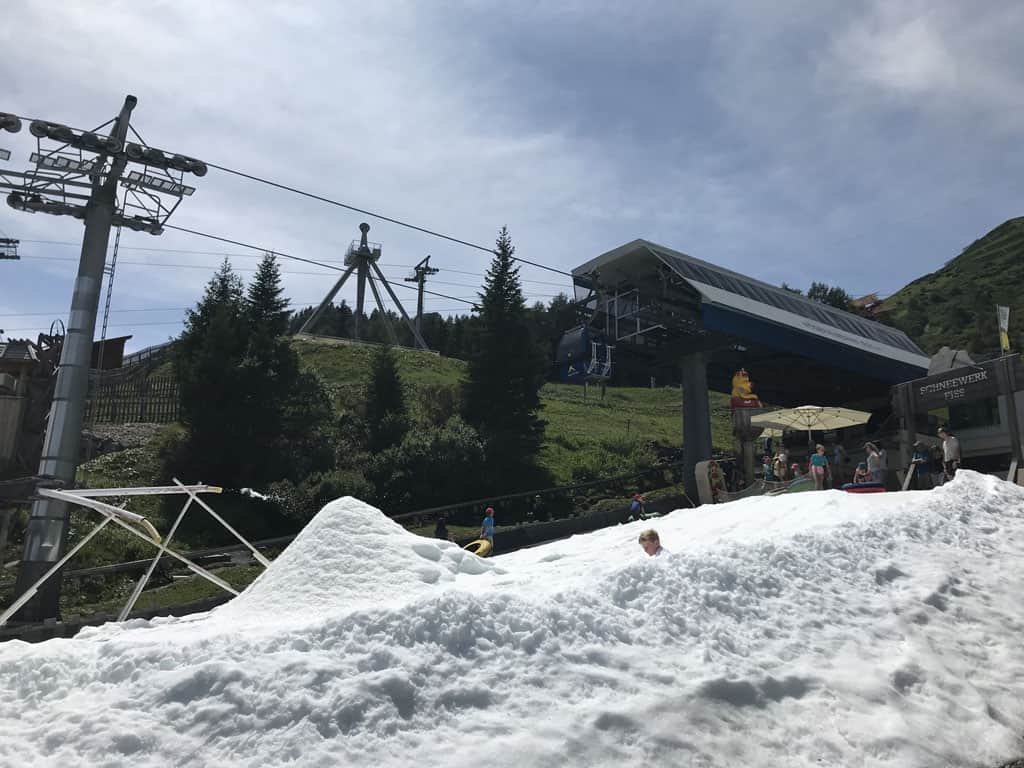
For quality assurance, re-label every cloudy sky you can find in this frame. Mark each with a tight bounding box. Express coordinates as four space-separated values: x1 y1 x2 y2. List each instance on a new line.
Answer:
1 0 1022 351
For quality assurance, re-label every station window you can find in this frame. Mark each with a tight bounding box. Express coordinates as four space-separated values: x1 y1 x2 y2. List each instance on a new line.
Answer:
947 398 1001 431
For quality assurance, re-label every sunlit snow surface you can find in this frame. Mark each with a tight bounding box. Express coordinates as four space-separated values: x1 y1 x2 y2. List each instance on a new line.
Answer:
2 471 1023 767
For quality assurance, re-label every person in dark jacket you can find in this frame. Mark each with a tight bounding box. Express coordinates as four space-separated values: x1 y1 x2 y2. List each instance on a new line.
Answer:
434 516 451 541
909 441 932 490
629 493 646 518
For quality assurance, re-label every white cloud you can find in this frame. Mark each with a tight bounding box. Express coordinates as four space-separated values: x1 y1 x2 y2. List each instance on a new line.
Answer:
825 1 1024 132
1 1 1021 349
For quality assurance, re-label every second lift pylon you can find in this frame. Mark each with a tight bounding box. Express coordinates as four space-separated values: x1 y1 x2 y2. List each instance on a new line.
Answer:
298 223 430 350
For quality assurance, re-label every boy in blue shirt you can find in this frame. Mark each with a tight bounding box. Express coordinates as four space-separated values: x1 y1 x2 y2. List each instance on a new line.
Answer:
480 507 495 544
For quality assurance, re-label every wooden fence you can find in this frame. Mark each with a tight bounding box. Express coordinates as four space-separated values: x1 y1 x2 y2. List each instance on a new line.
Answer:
84 375 180 424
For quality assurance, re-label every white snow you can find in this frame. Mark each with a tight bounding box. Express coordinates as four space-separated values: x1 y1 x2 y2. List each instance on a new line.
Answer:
2 470 1024 767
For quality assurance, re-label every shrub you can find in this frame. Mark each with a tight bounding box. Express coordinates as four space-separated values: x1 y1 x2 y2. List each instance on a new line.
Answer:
368 416 486 514
269 470 374 525
417 383 460 427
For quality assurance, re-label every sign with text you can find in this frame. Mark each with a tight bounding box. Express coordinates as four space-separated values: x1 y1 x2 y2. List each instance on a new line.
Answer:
911 360 1001 411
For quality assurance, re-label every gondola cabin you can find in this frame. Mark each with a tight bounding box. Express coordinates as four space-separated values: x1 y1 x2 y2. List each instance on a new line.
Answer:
555 326 613 384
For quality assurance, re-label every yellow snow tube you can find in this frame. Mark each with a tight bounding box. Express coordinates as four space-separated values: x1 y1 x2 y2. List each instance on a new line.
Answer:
463 539 493 557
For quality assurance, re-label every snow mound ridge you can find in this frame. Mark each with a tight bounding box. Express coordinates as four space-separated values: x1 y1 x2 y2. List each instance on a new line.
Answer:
217 496 498 623
1 471 1023 767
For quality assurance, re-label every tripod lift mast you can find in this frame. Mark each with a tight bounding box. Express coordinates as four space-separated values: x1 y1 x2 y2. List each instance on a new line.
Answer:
404 255 439 337
299 223 429 350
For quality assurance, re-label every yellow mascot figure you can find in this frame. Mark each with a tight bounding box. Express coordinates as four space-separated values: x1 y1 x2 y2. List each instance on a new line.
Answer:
730 368 762 409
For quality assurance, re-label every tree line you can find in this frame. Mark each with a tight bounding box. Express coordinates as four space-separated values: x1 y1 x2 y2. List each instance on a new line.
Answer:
288 289 578 369
163 228 554 539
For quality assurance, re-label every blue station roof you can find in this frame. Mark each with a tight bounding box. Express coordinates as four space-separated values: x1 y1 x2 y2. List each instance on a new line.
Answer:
573 239 930 386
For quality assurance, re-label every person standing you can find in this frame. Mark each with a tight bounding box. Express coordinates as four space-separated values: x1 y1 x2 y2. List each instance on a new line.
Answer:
434 516 452 541
480 507 495 546
938 428 961 480
832 444 847 485
878 444 889 488
809 444 830 490
530 494 545 522
929 444 946 487
629 493 646 518
910 441 932 490
865 442 882 484
774 447 789 481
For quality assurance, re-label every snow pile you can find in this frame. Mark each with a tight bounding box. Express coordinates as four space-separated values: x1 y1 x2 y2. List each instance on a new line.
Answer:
1 471 1023 767
217 496 499 622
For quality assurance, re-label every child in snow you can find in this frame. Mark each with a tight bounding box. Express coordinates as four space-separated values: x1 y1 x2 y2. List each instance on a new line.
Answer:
853 461 870 484
638 529 666 557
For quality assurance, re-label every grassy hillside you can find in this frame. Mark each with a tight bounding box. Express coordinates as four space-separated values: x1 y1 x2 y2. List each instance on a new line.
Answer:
292 336 734 485
537 383 733 483
879 217 1024 355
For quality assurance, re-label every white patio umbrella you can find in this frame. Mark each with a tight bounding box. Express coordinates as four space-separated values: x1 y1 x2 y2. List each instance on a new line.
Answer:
751 405 871 444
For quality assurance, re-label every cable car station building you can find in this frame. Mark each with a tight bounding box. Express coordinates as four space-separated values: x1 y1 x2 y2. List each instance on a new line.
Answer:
570 239 930 499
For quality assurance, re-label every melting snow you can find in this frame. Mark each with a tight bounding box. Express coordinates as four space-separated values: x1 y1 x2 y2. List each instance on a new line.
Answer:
1 471 1023 767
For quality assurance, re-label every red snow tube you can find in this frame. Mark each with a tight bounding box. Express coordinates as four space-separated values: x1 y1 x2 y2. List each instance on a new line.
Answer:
842 483 886 493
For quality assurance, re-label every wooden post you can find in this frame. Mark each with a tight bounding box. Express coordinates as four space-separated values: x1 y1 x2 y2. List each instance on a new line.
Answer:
893 382 915 489
139 376 149 422
997 356 1023 476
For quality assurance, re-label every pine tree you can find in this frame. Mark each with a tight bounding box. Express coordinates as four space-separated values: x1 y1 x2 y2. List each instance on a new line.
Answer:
365 344 407 452
334 301 353 337
246 254 290 339
172 258 334 489
461 227 546 485
174 260 249 481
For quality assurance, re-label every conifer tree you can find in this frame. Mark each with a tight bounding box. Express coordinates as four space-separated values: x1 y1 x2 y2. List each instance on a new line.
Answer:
174 259 249 481
462 227 545 483
247 253 290 339
365 344 407 452
172 257 334 488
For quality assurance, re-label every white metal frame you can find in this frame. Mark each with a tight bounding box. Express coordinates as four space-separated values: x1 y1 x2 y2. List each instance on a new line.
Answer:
0 479 269 627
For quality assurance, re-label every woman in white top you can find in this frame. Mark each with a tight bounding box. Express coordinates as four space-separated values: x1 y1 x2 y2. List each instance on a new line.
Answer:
864 442 882 484
938 428 960 480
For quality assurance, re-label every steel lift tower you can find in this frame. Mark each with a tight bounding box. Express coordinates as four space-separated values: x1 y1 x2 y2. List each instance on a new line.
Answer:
404 255 439 337
0 96 207 622
299 223 429 349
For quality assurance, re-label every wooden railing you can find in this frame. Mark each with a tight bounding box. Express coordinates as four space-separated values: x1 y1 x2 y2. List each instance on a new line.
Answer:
84 375 180 423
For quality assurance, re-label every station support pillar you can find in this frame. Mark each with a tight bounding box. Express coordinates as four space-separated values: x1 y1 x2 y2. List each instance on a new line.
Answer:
681 352 713 503
730 408 765 488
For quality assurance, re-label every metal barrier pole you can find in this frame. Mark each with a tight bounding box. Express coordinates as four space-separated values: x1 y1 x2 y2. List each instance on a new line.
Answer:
0 516 113 627
173 478 271 567
38 489 238 597
118 496 193 622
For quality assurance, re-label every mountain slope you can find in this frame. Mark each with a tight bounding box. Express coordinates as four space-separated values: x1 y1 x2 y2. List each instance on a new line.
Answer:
292 336 733 485
879 217 1024 355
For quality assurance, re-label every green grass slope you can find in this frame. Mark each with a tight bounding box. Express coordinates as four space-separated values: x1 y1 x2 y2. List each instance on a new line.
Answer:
292 335 734 485
879 217 1024 355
